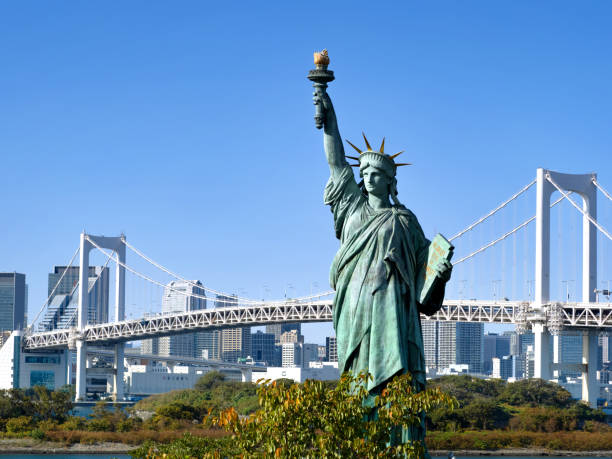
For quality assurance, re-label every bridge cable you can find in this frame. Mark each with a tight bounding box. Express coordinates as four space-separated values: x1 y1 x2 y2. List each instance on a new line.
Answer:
449 179 536 242
86 236 263 307
593 178 612 204
59 250 115 329
453 193 569 265
122 238 334 304
28 246 80 332
547 173 612 242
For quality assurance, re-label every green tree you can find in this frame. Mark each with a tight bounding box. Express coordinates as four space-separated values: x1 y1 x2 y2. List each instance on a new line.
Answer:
195 371 226 391
498 379 573 407
214 372 456 458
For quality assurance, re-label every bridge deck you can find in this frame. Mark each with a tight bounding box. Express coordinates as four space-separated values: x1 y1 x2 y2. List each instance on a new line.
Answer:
23 300 612 350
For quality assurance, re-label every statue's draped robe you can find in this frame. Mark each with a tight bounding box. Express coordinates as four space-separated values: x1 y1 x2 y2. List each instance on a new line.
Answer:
325 165 444 446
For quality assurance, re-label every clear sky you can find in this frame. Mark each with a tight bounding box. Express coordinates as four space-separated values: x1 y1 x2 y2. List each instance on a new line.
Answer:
1 2 612 344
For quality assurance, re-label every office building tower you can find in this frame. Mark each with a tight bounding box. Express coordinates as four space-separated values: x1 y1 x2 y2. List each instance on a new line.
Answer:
280 330 300 344
302 343 319 368
421 321 438 370
0 273 27 331
427 322 484 374
39 266 109 331
266 323 302 343
492 355 517 380
318 345 327 361
158 280 206 358
252 331 276 365
325 336 338 362
557 334 583 380
221 327 251 362
483 333 512 374
282 343 301 367
213 294 251 362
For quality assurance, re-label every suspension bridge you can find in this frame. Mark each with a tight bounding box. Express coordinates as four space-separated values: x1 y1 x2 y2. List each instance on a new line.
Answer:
11 168 612 406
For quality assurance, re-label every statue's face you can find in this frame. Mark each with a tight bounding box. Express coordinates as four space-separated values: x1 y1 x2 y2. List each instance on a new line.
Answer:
362 166 391 197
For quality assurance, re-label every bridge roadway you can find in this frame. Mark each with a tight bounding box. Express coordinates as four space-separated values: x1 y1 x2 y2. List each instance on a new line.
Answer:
23 299 612 350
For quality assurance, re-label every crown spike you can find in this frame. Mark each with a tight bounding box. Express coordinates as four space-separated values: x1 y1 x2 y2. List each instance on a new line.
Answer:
390 151 404 159
350 163 360 167
395 163 412 167
362 132 372 151
345 155 360 161
379 137 385 154
345 139 363 154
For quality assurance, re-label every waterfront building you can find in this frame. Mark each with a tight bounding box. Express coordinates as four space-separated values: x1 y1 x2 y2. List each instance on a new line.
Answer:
0 273 26 331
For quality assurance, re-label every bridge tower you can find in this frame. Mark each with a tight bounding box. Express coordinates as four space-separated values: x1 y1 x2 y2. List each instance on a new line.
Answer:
75 233 126 401
533 168 598 406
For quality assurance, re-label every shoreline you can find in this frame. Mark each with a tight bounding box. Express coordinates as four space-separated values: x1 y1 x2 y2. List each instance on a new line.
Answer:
431 449 612 457
1 441 611 456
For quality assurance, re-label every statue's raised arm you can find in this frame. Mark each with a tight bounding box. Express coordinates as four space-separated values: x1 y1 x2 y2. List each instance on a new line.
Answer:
308 50 347 180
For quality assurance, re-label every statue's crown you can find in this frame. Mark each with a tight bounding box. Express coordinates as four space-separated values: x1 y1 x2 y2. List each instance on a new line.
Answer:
346 133 411 177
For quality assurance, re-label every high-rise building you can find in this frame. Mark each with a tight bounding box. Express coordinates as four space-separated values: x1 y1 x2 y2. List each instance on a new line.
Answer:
421 321 438 370
282 342 301 367
251 331 276 365
302 343 319 368
158 280 206 358
483 333 512 374
39 266 109 331
325 336 338 362
213 294 251 362
426 321 484 374
266 323 302 343
0 273 27 331
221 327 251 362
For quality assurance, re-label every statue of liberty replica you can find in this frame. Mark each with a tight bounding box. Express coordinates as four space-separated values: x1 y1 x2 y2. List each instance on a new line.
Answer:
309 50 453 453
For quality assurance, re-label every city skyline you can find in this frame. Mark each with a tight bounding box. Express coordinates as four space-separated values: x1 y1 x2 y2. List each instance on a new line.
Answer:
2 2 612 344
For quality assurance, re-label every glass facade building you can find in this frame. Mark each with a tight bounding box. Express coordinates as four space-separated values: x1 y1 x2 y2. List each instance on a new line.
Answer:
0 273 26 331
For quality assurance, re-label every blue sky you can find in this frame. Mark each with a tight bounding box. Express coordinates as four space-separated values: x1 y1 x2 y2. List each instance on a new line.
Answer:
1 2 612 343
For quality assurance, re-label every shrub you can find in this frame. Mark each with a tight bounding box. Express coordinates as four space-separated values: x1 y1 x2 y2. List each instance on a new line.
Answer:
6 416 34 434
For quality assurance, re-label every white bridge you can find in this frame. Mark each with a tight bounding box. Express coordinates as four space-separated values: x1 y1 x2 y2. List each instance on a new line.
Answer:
23 299 612 351
18 168 612 406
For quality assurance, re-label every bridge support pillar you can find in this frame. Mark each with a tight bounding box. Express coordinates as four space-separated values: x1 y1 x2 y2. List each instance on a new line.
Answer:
533 323 551 381
75 340 87 401
553 334 560 379
113 343 125 401
241 367 252 383
582 331 598 407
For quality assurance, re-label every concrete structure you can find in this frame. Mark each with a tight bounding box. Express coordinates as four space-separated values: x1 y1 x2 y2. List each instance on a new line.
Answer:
0 273 27 332
325 336 338 362
533 169 599 406
282 342 301 367
74 234 126 402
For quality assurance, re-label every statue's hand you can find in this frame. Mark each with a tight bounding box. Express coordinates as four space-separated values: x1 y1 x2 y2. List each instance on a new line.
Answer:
312 90 337 129
434 259 453 283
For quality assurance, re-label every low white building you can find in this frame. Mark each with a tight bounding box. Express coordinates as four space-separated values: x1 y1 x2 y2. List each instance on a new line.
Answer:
255 361 339 384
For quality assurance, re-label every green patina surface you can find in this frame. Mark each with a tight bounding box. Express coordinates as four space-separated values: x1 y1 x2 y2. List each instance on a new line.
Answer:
311 54 452 453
